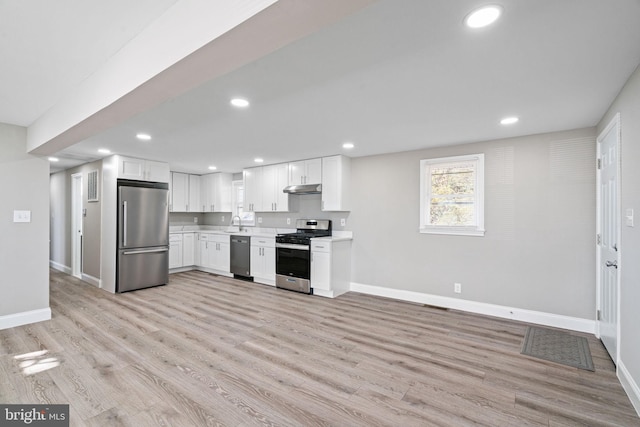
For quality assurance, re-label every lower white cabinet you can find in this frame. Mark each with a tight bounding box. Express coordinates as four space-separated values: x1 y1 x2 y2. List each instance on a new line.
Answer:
169 232 196 271
169 234 183 269
250 237 276 285
198 233 230 274
183 233 195 266
311 239 351 298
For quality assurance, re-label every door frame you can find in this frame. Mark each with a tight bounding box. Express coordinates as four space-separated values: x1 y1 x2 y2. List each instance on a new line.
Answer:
595 112 621 365
71 173 83 278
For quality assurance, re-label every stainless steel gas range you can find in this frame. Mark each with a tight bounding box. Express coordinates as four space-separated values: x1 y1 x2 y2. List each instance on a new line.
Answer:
275 219 332 294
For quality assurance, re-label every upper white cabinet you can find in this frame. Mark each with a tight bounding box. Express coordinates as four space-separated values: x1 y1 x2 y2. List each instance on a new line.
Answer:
201 173 233 212
289 158 322 185
170 172 200 212
243 167 263 212
117 156 170 183
263 163 289 212
321 155 351 211
243 163 289 212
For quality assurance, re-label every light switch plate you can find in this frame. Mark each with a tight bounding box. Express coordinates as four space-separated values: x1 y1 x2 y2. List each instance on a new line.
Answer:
13 210 31 223
625 208 634 227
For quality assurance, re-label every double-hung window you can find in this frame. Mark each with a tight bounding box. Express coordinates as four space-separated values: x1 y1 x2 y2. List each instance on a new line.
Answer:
420 153 485 236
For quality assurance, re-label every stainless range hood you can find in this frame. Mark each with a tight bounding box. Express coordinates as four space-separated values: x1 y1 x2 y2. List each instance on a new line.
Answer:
282 184 322 194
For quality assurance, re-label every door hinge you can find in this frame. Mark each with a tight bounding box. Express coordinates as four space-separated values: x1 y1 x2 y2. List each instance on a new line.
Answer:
597 234 601 245
597 158 602 169
596 309 601 321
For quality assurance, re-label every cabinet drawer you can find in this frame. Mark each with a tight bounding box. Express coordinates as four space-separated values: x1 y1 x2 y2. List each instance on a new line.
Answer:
311 240 331 252
251 237 275 248
199 233 229 244
170 234 183 242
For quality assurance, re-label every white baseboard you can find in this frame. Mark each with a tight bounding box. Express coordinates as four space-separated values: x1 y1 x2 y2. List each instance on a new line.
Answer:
0 308 52 330
81 273 101 288
618 361 640 417
49 260 71 274
349 282 595 334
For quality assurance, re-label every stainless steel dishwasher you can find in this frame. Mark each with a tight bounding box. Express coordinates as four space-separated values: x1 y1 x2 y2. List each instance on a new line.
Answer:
230 235 252 280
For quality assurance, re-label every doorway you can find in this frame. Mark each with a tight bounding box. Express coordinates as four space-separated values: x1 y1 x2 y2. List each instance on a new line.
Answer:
596 113 620 364
71 173 83 278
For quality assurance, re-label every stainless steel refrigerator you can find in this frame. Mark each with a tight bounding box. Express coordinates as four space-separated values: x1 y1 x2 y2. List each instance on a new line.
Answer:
116 180 169 292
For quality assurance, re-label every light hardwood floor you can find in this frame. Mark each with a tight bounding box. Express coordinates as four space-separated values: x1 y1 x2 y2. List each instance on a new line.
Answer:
1 270 638 426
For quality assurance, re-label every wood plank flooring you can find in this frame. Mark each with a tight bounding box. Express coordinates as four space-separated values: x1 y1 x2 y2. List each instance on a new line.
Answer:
1 269 638 426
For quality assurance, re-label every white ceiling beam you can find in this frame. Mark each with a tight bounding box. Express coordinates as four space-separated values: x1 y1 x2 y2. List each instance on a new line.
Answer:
27 0 375 156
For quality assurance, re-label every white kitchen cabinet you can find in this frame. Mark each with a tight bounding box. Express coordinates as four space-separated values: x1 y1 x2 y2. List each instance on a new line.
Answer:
250 236 276 285
169 234 183 269
289 158 322 185
183 232 195 266
243 164 289 212
321 155 351 211
243 167 263 212
170 172 189 212
170 172 201 212
262 163 289 212
201 173 232 212
188 175 201 212
198 233 230 275
310 238 351 298
117 156 170 182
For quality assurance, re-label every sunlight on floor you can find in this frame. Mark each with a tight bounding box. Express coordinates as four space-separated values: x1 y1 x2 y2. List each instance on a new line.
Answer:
14 350 60 376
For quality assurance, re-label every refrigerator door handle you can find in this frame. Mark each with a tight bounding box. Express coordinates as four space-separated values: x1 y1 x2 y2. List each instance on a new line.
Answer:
122 247 169 255
122 200 128 247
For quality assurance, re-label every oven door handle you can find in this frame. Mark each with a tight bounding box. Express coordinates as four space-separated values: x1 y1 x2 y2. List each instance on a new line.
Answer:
276 243 310 251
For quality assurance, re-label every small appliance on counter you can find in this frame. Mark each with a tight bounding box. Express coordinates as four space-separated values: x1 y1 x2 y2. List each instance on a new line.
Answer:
275 219 332 294
116 179 170 292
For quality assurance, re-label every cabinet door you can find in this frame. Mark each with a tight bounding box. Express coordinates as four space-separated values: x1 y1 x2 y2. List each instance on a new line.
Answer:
243 167 263 212
250 245 263 277
322 155 351 211
200 174 213 212
211 242 230 273
118 157 146 180
288 161 305 185
273 163 289 211
263 246 276 279
311 251 331 291
145 160 170 183
188 175 201 212
305 158 322 185
169 240 183 269
214 173 233 212
183 233 195 266
171 173 189 212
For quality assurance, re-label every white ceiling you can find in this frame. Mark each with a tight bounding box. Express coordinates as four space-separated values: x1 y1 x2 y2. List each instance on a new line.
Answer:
3 0 640 174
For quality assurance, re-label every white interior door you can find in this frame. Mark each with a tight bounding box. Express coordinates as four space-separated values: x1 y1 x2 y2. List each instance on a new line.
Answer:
71 173 83 278
597 113 620 363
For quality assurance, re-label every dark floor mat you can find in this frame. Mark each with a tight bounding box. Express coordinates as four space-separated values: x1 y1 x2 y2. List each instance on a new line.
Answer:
521 326 594 371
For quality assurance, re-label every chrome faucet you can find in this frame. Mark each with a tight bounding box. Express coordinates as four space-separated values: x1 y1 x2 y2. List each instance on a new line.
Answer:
231 215 242 231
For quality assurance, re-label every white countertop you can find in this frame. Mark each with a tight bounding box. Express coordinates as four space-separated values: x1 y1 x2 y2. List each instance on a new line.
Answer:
170 226 353 240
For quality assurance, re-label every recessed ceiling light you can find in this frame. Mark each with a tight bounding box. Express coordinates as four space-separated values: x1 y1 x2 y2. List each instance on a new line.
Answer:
230 98 250 108
208 166 217 171
500 116 519 125
254 158 264 163
48 157 59 162
98 148 111 154
342 142 355 149
465 5 502 28
136 133 152 141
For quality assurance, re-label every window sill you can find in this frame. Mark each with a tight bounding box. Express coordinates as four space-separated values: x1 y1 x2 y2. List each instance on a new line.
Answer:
419 227 485 237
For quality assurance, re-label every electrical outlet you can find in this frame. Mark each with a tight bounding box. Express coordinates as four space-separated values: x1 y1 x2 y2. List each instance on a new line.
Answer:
193 217 198 224
340 218 346 226
286 218 291 225
454 283 462 294
221 215 225 223
258 217 263 224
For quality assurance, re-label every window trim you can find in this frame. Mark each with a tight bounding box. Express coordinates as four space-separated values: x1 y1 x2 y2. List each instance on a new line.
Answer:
419 153 485 237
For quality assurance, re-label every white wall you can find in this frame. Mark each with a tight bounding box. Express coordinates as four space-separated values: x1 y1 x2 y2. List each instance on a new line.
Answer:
350 127 596 324
598 63 640 413
0 123 51 329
